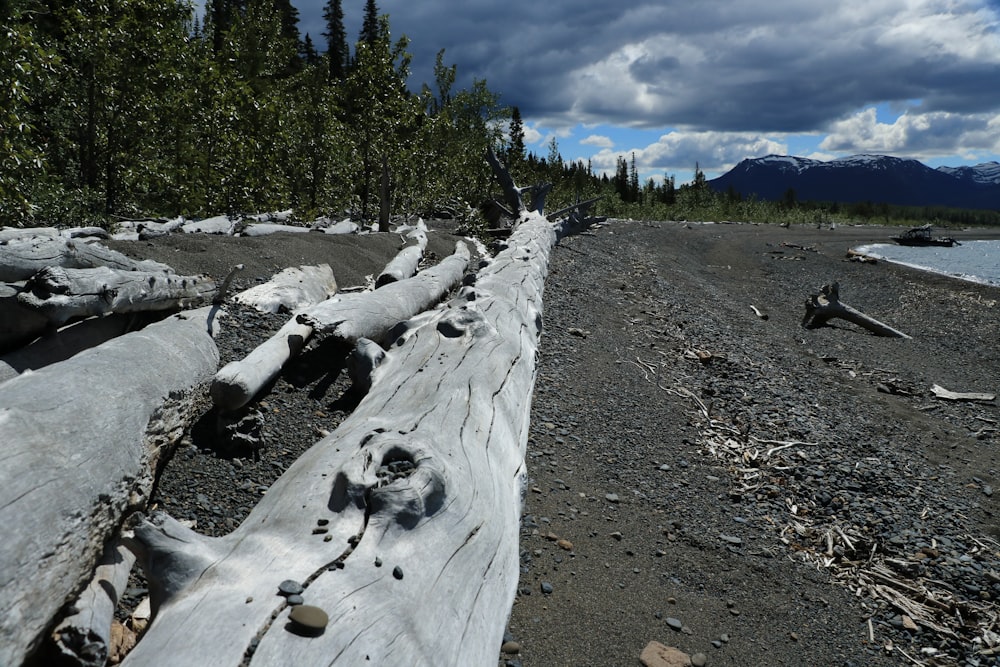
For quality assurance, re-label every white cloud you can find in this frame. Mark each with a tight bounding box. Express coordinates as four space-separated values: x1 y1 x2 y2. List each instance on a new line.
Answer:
588 130 787 178
580 134 614 148
820 107 1000 157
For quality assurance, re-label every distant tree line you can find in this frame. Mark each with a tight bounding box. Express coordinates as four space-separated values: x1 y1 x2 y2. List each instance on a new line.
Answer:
0 0 507 227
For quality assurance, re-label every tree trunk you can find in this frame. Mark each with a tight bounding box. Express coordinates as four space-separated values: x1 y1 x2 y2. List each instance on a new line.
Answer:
0 307 220 667
296 241 470 345
0 236 174 282
802 282 911 338
18 265 216 326
232 264 338 315
0 313 141 384
121 211 571 666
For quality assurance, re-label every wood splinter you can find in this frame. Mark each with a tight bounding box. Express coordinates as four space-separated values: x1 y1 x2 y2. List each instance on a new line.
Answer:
802 282 910 339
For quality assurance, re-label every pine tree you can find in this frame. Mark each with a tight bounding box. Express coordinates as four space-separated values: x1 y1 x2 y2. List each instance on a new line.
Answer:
360 0 380 45
322 0 348 80
508 106 525 164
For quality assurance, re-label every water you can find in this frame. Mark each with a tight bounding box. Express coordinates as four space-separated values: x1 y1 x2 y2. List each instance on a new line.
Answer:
853 239 1000 288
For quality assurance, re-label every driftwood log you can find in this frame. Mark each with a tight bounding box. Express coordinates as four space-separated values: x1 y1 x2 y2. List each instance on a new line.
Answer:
121 208 582 666
232 264 338 315
0 313 140 383
0 235 172 282
296 241 471 345
802 282 911 338
212 234 436 412
17 265 217 326
0 307 220 667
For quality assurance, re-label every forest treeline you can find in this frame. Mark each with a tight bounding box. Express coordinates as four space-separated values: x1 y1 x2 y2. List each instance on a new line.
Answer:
1 0 513 227
2 0 996 230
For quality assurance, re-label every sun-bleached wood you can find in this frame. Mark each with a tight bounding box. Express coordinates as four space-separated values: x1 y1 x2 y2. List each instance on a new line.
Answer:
181 215 240 235
232 264 338 314
802 282 911 338
211 316 314 412
0 313 138 383
18 265 216 326
121 211 572 667
0 235 173 282
296 241 470 344
241 223 312 237
51 541 136 667
0 307 220 667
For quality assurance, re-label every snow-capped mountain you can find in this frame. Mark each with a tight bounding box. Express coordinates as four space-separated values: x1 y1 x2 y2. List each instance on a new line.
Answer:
708 154 1000 209
936 162 1000 185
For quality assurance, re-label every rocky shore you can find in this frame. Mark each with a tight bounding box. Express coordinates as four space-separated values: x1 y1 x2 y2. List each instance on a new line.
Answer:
109 220 999 667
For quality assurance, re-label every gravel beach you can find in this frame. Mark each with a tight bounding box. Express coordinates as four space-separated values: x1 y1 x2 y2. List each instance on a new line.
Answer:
106 220 1000 667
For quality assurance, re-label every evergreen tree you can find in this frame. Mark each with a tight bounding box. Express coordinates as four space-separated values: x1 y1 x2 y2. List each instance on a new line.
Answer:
322 0 348 80
508 106 525 165
629 152 640 203
360 0 380 45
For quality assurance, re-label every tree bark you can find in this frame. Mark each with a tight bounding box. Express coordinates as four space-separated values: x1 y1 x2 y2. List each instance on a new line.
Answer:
0 307 220 667
296 241 470 345
802 282 911 338
121 211 570 667
18 265 216 326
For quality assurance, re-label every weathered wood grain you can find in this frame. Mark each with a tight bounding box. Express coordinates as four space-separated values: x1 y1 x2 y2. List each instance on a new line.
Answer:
122 212 567 667
18 265 216 326
0 307 220 667
0 235 173 282
296 241 470 345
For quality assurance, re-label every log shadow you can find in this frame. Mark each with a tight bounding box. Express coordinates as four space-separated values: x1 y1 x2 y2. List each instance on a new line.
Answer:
281 336 352 400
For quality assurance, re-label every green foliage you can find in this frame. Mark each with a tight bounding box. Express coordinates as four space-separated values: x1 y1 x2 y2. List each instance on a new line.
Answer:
0 1 53 225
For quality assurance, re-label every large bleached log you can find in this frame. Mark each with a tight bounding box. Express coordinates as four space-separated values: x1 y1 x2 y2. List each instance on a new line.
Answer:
233 264 338 314
0 235 173 282
296 241 471 344
0 313 139 383
802 282 911 338
0 226 61 242
18 265 217 326
121 211 569 667
181 215 241 235
0 307 220 667
241 222 312 237
375 221 429 288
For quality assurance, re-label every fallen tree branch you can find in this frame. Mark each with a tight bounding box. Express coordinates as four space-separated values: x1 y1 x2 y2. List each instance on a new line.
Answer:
802 282 911 338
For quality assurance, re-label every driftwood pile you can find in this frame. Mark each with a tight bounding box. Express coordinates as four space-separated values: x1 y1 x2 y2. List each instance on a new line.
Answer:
0 154 600 667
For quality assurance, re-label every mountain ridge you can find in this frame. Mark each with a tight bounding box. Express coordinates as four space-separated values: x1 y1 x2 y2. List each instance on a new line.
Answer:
707 154 1000 209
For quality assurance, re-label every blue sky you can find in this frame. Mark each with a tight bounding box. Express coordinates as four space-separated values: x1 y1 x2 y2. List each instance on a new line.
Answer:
268 1 1000 183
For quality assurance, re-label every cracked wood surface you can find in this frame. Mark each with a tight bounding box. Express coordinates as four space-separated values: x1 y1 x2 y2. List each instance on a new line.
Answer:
123 213 563 666
0 307 219 667
17 266 217 326
296 241 470 345
0 236 173 282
